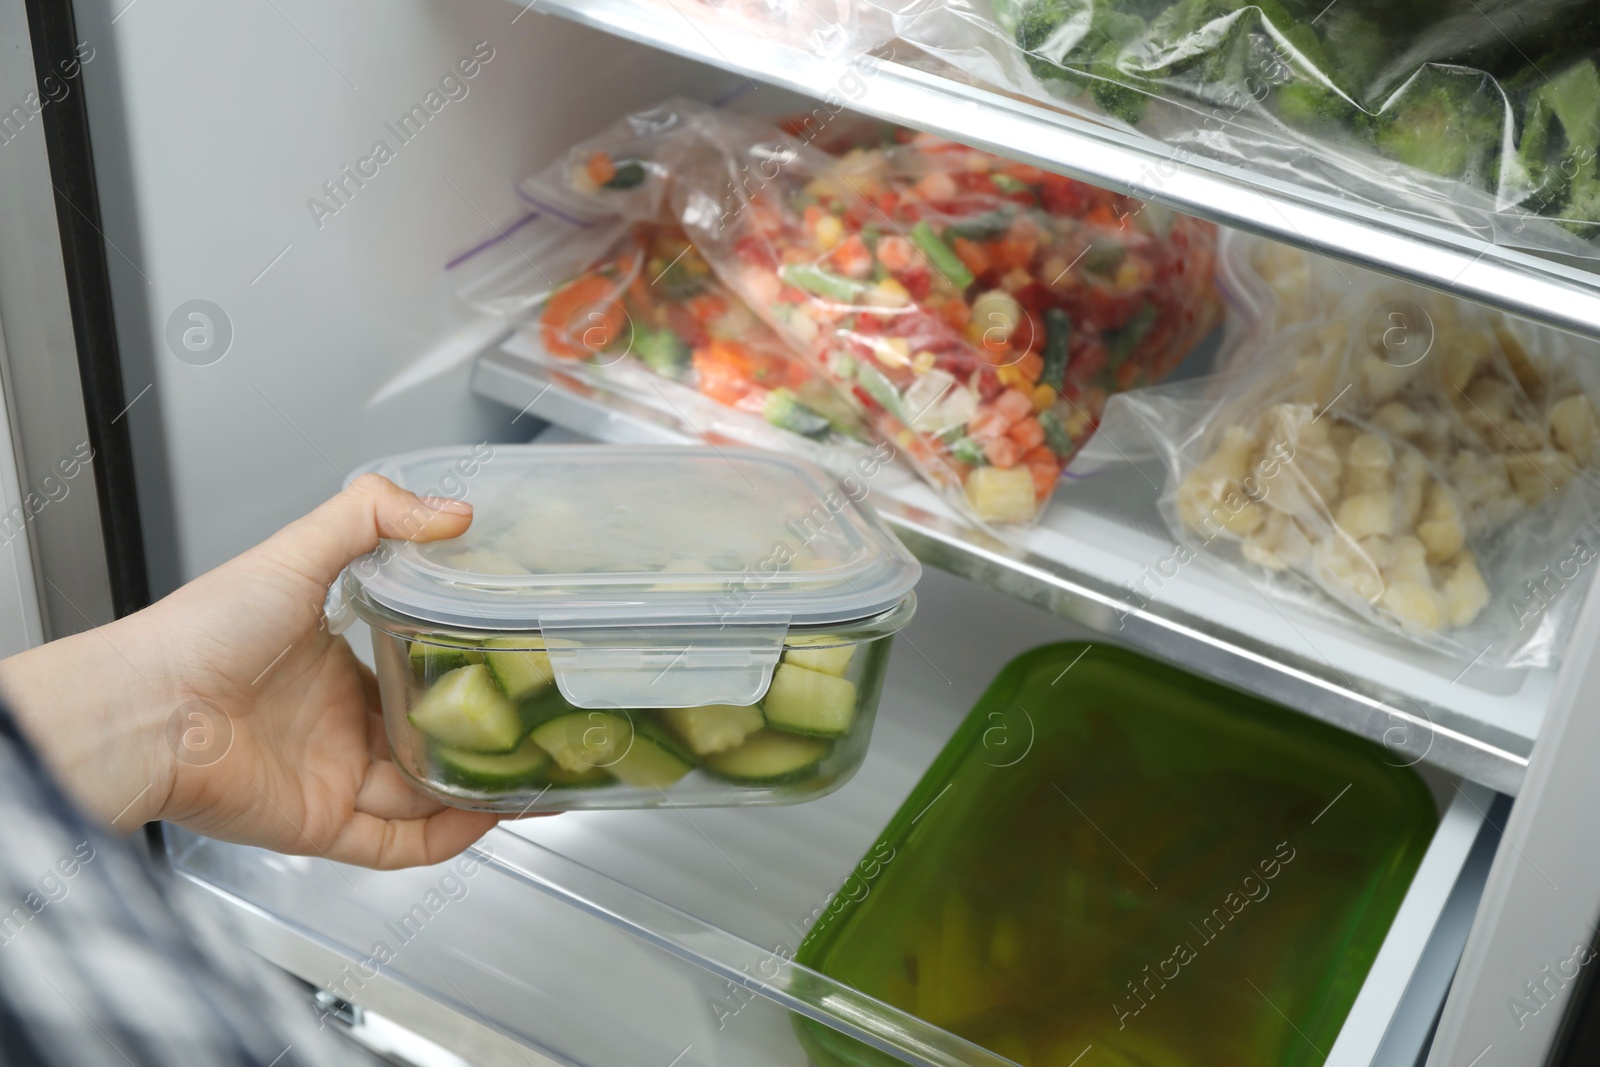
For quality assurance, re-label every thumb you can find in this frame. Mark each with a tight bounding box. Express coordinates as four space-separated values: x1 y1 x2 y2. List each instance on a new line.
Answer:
263 472 474 587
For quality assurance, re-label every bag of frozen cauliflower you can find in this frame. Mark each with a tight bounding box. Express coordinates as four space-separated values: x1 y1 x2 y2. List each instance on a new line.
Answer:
1111 237 1600 669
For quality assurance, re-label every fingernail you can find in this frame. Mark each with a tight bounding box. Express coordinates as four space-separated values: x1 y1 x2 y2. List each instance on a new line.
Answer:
420 496 473 515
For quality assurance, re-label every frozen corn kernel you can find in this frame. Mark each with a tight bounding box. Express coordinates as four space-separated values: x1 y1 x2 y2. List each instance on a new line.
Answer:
911 350 937 375
872 337 913 367
1030 384 1056 412
1442 554 1490 628
871 277 912 308
1549 394 1600 466
1335 492 1395 540
1381 580 1444 631
814 213 844 251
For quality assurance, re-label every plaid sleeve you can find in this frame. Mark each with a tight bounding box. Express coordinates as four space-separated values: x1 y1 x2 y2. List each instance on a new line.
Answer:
0 703 382 1067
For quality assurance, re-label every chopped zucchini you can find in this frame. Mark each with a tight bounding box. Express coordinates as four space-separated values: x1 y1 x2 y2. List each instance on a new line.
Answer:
703 730 831 784
407 664 524 753
659 703 766 756
480 638 554 702
763 663 859 738
408 635 484 681
535 763 614 789
965 466 1037 524
530 710 633 773
782 645 855 678
608 719 696 789
432 734 550 792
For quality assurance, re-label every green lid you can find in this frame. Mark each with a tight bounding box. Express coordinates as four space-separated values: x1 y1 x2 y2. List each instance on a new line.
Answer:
794 643 1439 1067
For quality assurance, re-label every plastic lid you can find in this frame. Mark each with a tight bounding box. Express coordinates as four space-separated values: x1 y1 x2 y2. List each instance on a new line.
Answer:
342 444 920 707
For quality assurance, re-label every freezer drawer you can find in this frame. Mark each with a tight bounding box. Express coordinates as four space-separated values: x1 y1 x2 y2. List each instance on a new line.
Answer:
168 566 1498 1067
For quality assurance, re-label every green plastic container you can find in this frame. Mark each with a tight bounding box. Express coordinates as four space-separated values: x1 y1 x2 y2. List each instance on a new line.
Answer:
793 643 1440 1067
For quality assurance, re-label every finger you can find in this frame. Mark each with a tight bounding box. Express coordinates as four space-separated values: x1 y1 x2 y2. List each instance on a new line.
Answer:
326 807 504 870
260 472 474 587
353 758 450 822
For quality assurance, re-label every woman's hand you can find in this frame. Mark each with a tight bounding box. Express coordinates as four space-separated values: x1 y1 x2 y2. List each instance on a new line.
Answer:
0 474 530 869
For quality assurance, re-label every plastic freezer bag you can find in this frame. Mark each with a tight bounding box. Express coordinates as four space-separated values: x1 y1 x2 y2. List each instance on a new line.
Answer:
873 0 1600 260
1098 250 1600 668
661 109 1220 528
451 104 880 470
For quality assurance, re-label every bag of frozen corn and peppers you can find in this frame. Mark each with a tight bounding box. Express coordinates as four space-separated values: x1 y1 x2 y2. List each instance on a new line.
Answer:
1113 237 1600 667
666 110 1220 528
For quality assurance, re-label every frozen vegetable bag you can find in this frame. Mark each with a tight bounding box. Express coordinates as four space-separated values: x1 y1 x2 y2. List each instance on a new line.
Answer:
1102 232 1600 668
451 105 879 472
660 106 1220 528
872 0 1600 259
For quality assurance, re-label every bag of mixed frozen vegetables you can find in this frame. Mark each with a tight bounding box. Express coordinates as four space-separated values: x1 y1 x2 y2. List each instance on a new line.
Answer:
662 107 1220 528
871 0 1600 259
1105 232 1600 667
452 104 880 472
456 99 1219 528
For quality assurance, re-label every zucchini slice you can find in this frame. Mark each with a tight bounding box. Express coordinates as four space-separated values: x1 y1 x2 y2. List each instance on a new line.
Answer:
608 719 696 789
762 663 859 739
432 734 550 792
703 730 831 784
659 703 765 756
481 638 554 702
535 763 615 789
407 664 524 753
782 644 856 678
530 711 633 773
408 635 484 681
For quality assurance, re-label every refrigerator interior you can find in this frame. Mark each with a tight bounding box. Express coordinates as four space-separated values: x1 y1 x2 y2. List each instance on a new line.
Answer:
62 0 1545 1063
